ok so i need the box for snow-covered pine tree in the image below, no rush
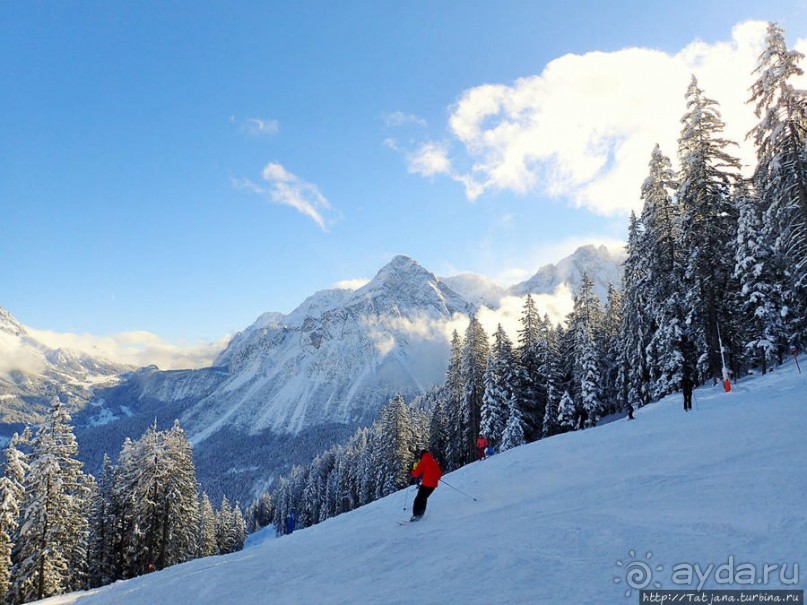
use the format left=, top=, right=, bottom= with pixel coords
left=578, top=326, right=602, bottom=428
left=460, top=315, right=489, bottom=464
left=748, top=22, right=807, bottom=347
left=480, top=325, right=514, bottom=447
left=427, top=396, right=450, bottom=463
left=198, top=493, right=218, bottom=557
left=159, top=421, right=200, bottom=568
left=443, top=330, right=465, bottom=471
left=500, top=395, right=526, bottom=452
left=231, top=503, right=247, bottom=551
left=516, top=294, right=546, bottom=441
left=88, top=454, right=115, bottom=588
left=374, top=394, right=415, bottom=498
left=600, top=284, right=624, bottom=415
left=245, top=492, right=273, bottom=534
left=677, top=75, right=742, bottom=383
left=620, top=212, right=652, bottom=408
left=638, top=144, right=689, bottom=399
left=567, top=274, right=604, bottom=427
left=0, top=432, right=28, bottom=602
left=108, top=420, right=201, bottom=578
left=541, top=318, right=563, bottom=438
left=734, top=181, right=784, bottom=373
left=10, top=399, right=90, bottom=604
left=341, top=427, right=368, bottom=512
left=216, top=496, right=235, bottom=554
left=304, top=448, right=338, bottom=523
left=557, top=391, right=577, bottom=432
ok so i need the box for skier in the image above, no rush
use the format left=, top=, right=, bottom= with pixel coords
left=682, top=376, right=693, bottom=411
left=476, top=434, right=489, bottom=460
left=626, top=403, right=635, bottom=420
left=410, top=449, right=442, bottom=521
left=286, top=510, right=297, bottom=535
left=485, top=444, right=495, bottom=457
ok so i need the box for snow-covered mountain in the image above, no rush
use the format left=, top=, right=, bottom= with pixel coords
left=182, top=255, right=471, bottom=440
left=2, top=245, right=625, bottom=502
left=438, top=273, right=506, bottom=308
left=39, top=362, right=806, bottom=605
left=510, top=243, right=625, bottom=301
left=0, top=307, right=130, bottom=430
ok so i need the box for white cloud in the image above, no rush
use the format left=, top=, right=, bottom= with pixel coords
left=0, top=332, right=46, bottom=375
left=333, top=278, right=370, bottom=291
left=361, top=285, right=575, bottom=357
left=235, top=162, right=334, bottom=231
left=383, top=111, right=428, bottom=128
left=407, top=142, right=453, bottom=177
left=27, top=328, right=229, bottom=371
left=232, top=115, right=280, bottom=137
left=407, top=21, right=807, bottom=215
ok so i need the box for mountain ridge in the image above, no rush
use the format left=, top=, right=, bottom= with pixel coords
left=1, top=244, right=626, bottom=501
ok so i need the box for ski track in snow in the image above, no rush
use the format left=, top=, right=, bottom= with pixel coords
left=36, top=363, right=806, bottom=605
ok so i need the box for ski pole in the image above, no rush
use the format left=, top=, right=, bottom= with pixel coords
left=401, top=485, right=411, bottom=511
left=439, top=478, right=478, bottom=502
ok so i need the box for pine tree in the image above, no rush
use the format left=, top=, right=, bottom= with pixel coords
left=427, top=397, right=449, bottom=463
left=374, top=395, right=415, bottom=498
left=541, top=319, right=563, bottom=438
left=516, top=294, right=546, bottom=441
left=734, top=181, right=784, bottom=373
left=159, top=421, right=200, bottom=568
left=568, top=274, right=603, bottom=427
left=621, top=212, right=652, bottom=407
left=109, top=420, right=200, bottom=578
left=460, top=315, right=489, bottom=464
left=443, top=330, right=465, bottom=471
left=216, top=497, right=235, bottom=554
left=557, top=391, right=577, bottom=432
left=638, top=144, right=688, bottom=399
left=88, top=454, right=115, bottom=588
left=600, top=284, right=624, bottom=415
left=748, top=22, right=807, bottom=347
left=480, top=326, right=514, bottom=447
left=677, top=75, right=742, bottom=383
left=500, top=396, right=525, bottom=452
left=198, top=493, right=218, bottom=557
left=0, top=433, right=28, bottom=602
left=11, top=399, right=90, bottom=603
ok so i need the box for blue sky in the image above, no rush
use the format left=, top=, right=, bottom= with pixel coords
left=2, top=1, right=806, bottom=367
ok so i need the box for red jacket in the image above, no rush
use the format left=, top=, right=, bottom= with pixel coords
left=411, top=452, right=442, bottom=488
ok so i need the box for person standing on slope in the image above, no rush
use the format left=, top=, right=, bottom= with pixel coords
left=410, top=449, right=442, bottom=521
left=476, top=434, right=489, bottom=460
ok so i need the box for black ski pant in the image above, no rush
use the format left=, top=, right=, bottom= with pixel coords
left=412, top=486, right=435, bottom=517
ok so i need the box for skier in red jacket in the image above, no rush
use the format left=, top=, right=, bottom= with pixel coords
left=410, top=449, right=442, bottom=521
left=476, top=434, right=489, bottom=460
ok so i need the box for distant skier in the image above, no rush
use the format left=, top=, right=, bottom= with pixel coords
left=476, top=434, right=489, bottom=460
left=410, top=449, right=442, bottom=521
left=682, top=371, right=694, bottom=412
left=484, top=444, right=495, bottom=457
left=286, top=510, right=297, bottom=535
left=626, top=403, right=635, bottom=420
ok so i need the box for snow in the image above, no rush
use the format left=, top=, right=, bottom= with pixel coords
left=34, top=361, right=806, bottom=604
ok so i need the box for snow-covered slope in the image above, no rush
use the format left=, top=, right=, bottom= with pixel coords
left=41, top=362, right=806, bottom=605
